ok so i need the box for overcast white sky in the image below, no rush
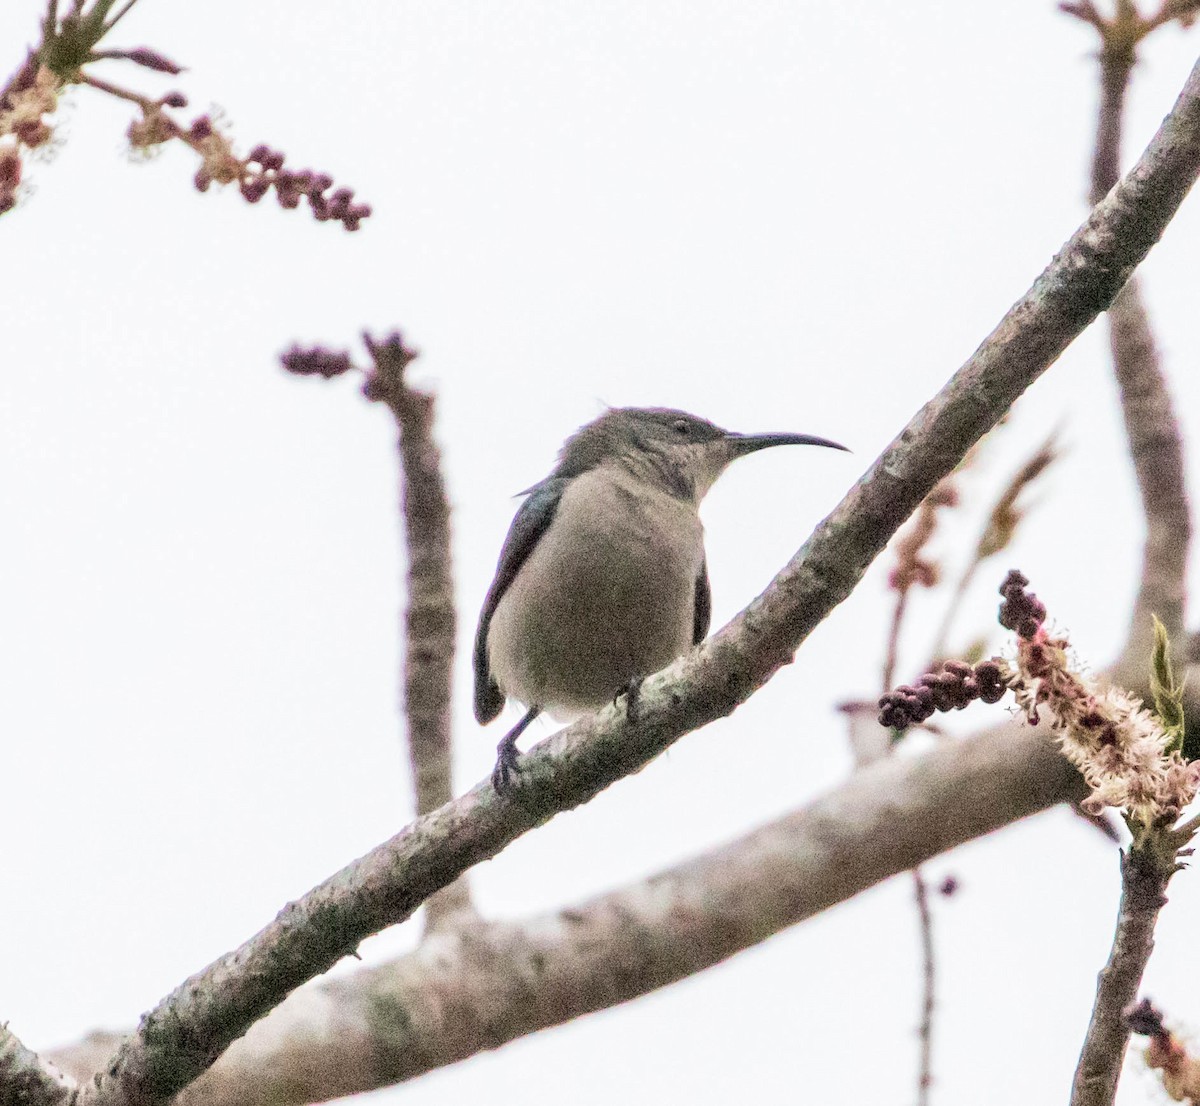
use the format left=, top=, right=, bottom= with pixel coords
left=1, top=2, right=1199, bottom=1104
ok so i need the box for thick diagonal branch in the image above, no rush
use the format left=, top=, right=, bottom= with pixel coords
left=363, top=334, right=470, bottom=929
left=47, top=721, right=1081, bottom=1106
left=72, top=57, right=1200, bottom=1106
left=0, top=1024, right=74, bottom=1106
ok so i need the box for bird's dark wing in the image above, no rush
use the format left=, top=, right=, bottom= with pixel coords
left=473, top=477, right=568, bottom=724
left=692, top=558, right=712, bottom=646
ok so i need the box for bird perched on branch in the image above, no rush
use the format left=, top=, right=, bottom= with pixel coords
left=474, top=406, right=847, bottom=790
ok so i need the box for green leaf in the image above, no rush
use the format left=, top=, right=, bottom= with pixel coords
left=1149, top=614, right=1187, bottom=755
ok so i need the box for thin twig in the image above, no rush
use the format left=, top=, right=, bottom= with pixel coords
left=882, top=588, right=910, bottom=693
left=1069, top=837, right=1181, bottom=1105
left=361, top=333, right=471, bottom=930
left=986, top=571, right=1197, bottom=1106
left=881, top=576, right=940, bottom=1104
left=891, top=660, right=939, bottom=1106
left=928, top=567, right=975, bottom=668
left=103, top=0, right=142, bottom=31
left=69, top=57, right=1200, bottom=1106
left=79, top=70, right=151, bottom=107
left=912, top=867, right=935, bottom=1105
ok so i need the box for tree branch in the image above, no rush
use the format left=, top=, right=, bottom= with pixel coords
left=1086, top=11, right=1136, bottom=209
left=1108, top=277, right=1190, bottom=672
left=362, top=334, right=472, bottom=930
left=48, top=721, right=1082, bottom=1106
left=1070, top=831, right=1185, bottom=1105
left=69, top=54, right=1200, bottom=1106
left=1070, top=0, right=1193, bottom=672
left=0, top=1024, right=74, bottom=1106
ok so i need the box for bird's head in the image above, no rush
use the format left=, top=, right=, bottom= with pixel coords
left=554, top=407, right=848, bottom=502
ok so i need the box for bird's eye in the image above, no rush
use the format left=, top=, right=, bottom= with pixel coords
left=672, top=419, right=690, bottom=436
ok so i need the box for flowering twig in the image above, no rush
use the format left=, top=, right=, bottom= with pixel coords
left=999, top=571, right=1198, bottom=822
left=0, top=0, right=372, bottom=228
left=884, top=567, right=1198, bottom=1105
left=983, top=571, right=1198, bottom=1106
left=0, top=53, right=58, bottom=213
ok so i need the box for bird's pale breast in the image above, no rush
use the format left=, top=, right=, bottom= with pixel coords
left=486, top=467, right=704, bottom=718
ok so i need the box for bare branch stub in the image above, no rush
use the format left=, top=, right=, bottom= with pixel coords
left=361, top=332, right=470, bottom=928
left=281, top=332, right=470, bottom=928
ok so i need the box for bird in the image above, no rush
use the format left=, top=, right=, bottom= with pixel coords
left=474, top=406, right=848, bottom=790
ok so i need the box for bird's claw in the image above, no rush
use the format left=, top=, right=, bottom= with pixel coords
left=615, top=677, right=644, bottom=722
left=492, top=733, right=523, bottom=792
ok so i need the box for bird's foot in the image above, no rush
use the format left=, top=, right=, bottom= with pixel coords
left=492, top=732, right=523, bottom=792
left=615, top=677, right=644, bottom=723
left=490, top=706, right=541, bottom=793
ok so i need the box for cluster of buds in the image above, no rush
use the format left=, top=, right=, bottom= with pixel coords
left=240, top=144, right=372, bottom=230
left=878, top=659, right=1007, bottom=730
left=999, top=571, right=1200, bottom=823
left=0, top=57, right=61, bottom=214
left=1, top=6, right=377, bottom=229
left=2, top=20, right=375, bottom=230
left=998, top=569, right=1047, bottom=638
left=280, top=333, right=420, bottom=408
left=280, top=344, right=355, bottom=379
left=878, top=566, right=1200, bottom=825
left=128, top=104, right=372, bottom=231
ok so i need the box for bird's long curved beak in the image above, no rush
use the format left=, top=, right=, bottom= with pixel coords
left=726, top=431, right=850, bottom=456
